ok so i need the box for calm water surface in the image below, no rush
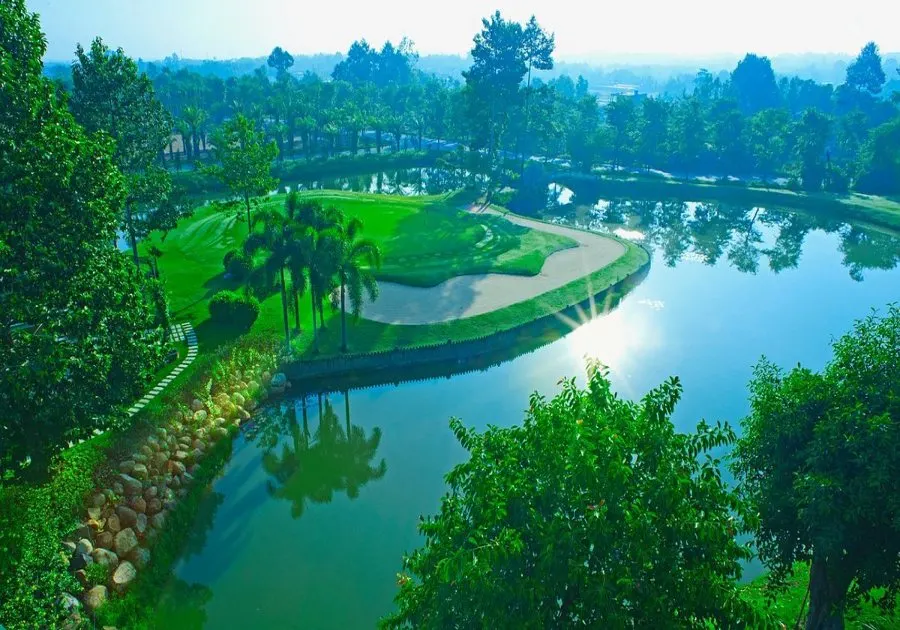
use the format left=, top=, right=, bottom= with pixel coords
left=158, top=198, right=899, bottom=629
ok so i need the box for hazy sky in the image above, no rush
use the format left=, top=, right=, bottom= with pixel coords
left=28, top=0, right=900, bottom=62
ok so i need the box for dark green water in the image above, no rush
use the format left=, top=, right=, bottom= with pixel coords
left=157, top=200, right=899, bottom=629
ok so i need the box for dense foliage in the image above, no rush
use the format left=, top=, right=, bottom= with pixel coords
left=734, top=306, right=900, bottom=629
left=385, top=361, right=762, bottom=628
left=0, top=0, right=164, bottom=478
left=208, top=290, right=261, bottom=330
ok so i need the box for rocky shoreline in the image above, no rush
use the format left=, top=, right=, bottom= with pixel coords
left=58, top=366, right=289, bottom=626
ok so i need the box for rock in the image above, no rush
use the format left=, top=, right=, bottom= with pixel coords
left=150, top=511, right=166, bottom=530
left=96, top=530, right=114, bottom=550
left=129, top=546, right=151, bottom=569
left=211, top=427, right=229, bottom=440
left=247, top=380, right=260, bottom=392
left=271, top=373, right=286, bottom=388
left=231, top=392, right=246, bottom=407
left=146, top=436, right=160, bottom=451
left=134, top=513, right=148, bottom=537
left=245, top=399, right=257, bottom=412
left=164, top=499, right=178, bottom=512
left=157, top=427, right=168, bottom=440
left=190, top=448, right=203, bottom=464
left=111, top=561, right=137, bottom=594
left=131, top=496, right=147, bottom=514
left=237, top=407, right=251, bottom=421
left=191, top=399, right=205, bottom=412
left=192, top=439, right=206, bottom=452
left=173, top=450, right=189, bottom=462
left=262, top=370, right=272, bottom=384
left=116, top=505, right=138, bottom=529
left=119, top=474, right=143, bottom=496
left=182, top=471, right=194, bottom=484
left=87, top=518, right=105, bottom=531
left=151, top=451, right=168, bottom=469
left=91, top=548, right=119, bottom=569
left=119, top=460, right=135, bottom=475
left=132, top=464, right=148, bottom=480
left=113, top=528, right=138, bottom=558
left=69, top=551, right=91, bottom=571
left=169, top=460, right=186, bottom=477
left=76, top=538, right=93, bottom=556
left=90, top=493, right=107, bottom=508
left=62, top=540, right=77, bottom=554
left=112, top=482, right=124, bottom=496
left=176, top=488, right=188, bottom=498
left=74, top=523, right=92, bottom=540
left=60, top=592, right=81, bottom=613
left=87, top=507, right=102, bottom=521
left=132, top=453, right=148, bottom=465
left=144, top=486, right=159, bottom=500
left=106, top=514, right=121, bottom=534
left=140, top=444, right=153, bottom=458
left=193, top=409, right=208, bottom=424
left=75, top=569, right=89, bottom=587
left=170, top=475, right=182, bottom=488
left=146, top=498, right=162, bottom=515
left=85, top=585, right=107, bottom=611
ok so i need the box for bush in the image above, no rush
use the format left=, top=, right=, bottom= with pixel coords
left=223, top=250, right=252, bottom=281
left=208, top=290, right=259, bottom=330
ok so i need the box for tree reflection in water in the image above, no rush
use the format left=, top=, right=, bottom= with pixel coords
left=252, top=391, right=387, bottom=519
left=551, top=193, right=900, bottom=281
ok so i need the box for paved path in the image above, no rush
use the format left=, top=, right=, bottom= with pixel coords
left=126, top=322, right=198, bottom=416
left=361, top=208, right=627, bottom=325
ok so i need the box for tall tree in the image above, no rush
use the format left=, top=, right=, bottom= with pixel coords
left=636, top=97, right=670, bottom=171
left=207, top=114, right=278, bottom=232
left=734, top=306, right=900, bottom=630
left=844, top=42, right=886, bottom=95
left=336, top=217, right=381, bottom=352
left=730, top=53, right=781, bottom=114
left=70, top=37, right=173, bottom=268
left=385, top=361, right=759, bottom=628
left=519, top=16, right=555, bottom=166
left=605, top=96, right=636, bottom=170
left=1, top=0, right=164, bottom=478
left=793, top=108, right=832, bottom=191
left=267, top=46, right=295, bottom=79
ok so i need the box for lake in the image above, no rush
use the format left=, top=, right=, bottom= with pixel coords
left=156, top=196, right=900, bottom=629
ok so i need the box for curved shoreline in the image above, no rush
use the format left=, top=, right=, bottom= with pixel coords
left=361, top=207, right=628, bottom=325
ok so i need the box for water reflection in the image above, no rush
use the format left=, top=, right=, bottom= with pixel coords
left=247, top=392, right=387, bottom=520
left=281, top=167, right=469, bottom=197
left=544, top=194, right=900, bottom=280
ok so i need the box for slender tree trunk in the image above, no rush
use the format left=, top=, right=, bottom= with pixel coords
left=245, top=194, right=252, bottom=233
left=126, top=201, right=140, bottom=270
left=340, top=276, right=347, bottom=352
left=279, top=267, right=290, bottom=352
left=293, top=286, right=300, bottom=330
left=310, top=287, right=319, bottom=353
left=806, top=555, right=850, bottom=630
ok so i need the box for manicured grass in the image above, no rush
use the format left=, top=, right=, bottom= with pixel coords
left=743, top=563, right=899, bottom=629
left=141, top=190, right=575, bottom=351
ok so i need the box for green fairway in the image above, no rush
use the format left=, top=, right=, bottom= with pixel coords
left=142, top=191, right=577, bottom=351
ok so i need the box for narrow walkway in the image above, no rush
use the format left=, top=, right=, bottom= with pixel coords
left=126, top=322, right=198, bottom=416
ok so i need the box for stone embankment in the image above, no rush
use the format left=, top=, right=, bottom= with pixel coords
left=58, top=368, right=291, bottom=624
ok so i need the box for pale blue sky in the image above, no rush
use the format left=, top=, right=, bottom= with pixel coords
left=28, top=0, right=900, bottom=62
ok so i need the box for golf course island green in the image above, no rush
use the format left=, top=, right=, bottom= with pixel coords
left=143, top=190, right=649, bottom=357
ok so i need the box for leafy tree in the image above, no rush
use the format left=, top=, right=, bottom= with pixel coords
left=0, top=0, right=164, bottom=477
left=793, top=109, right=832, bottom=191
left=855, top=118, right=900, bottom=194
left=295, top=201, right=342, bottom=351
left=669, top=97, right=707, bottom=178
left=70, top=37, right=174, bottom=268
left=747, top=108, right=790, bottom=182
left=605, top=95, right=636, bottom=170
left=336, top=217, right=381, bottom=352
left=733, top=306, right=900, bottom=630
left=519, top=16, right=555, bottom=164
left=844, top=42, right=887, bottom=95
left=385, top=361, right=759, bottom=628
left=267, top=45, right=295, bottom=79
left=636, top=97, right=670, bottom=171
left=730, top=53, right=781, bottom=114
left=207, top=113, right=278, bottom=232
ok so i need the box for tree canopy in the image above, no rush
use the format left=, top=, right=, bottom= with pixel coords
left=730, top=53, right=781, bottom=114
left=844, top=42, right=887, bottom=95
left=0, top=0, right=164, bottom=478
left=385, top=361, right=760, bottom=628
left=733, top=306, right=900, bottom=630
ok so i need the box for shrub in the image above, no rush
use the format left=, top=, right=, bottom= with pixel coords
left=223, top=250, right=252, bottom=281
left=208, top=290, right=260, bottom=330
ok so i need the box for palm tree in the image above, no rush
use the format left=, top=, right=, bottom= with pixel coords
left=295, top=201, right=342, bottom=352
left=244, top=202, right=304, bottom=351
left=336, top=217, right=381, bottom=352
left=181, top=105, right=208, bottom=162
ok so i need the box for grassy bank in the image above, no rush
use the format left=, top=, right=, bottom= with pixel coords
left=742, top=563, right=899, bottom=629
left=141, top=190, right=576, bottom=352
left=556, top=173, right=900, bottom=234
